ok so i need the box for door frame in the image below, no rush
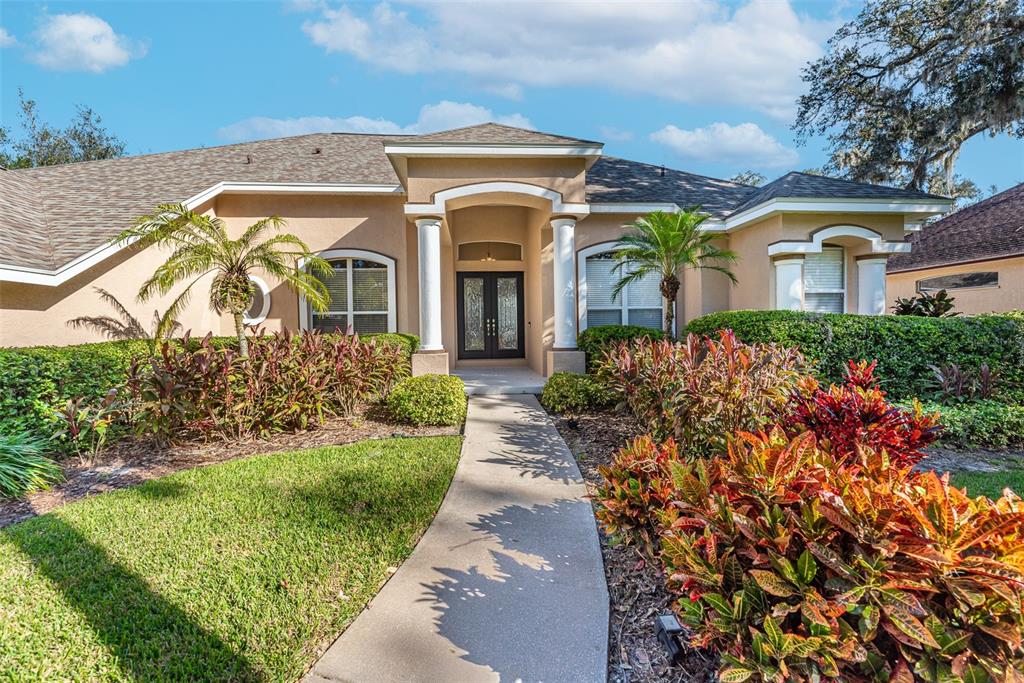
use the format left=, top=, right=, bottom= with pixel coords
left=456, top=271, right=526, bottom=360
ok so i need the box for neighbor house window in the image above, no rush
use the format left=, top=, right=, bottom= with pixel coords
left=584, top=252, right=663, bottom=329
left=803, top=246, right=845, bottom=313
left=243, top=275, right=271, bottom=325
left=917, top=271, right=998, bottom=292
left=308, top=257, right=392, bottom=334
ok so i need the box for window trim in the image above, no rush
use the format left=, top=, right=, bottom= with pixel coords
left=916, top=271, right=999, bottom=293
left=298, top=249, right=397, bottom=333
left=456, top=240, right=524, bottom=262
left=242, top=275, right=271, bottom=325
left=802, top=245, right=846, bottom=313
left=577, top=242, right=670, bottom=334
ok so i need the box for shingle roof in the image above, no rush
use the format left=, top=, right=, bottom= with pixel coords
left=728, top=171, right=948, bottom=216
left=391, top=123, right=600, bottom=145
left=586, top=157, right=757, bottom=218
left=887, top=183, right=1024, bottom=273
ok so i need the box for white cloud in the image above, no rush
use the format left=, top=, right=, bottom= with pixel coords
left=0, top=27, right=16, bottom=48
left=480, top=83, right=524, bottom=101
left=300, top=1, right=830, bottom=118
left=599, top=126, right=634, bottom=142
left=217, top=100, right=533, bottom=142
left=651, top=122, right=799, bottom=168
left=29, top=13, right=146, bottom=73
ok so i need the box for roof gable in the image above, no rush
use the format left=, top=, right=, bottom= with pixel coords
left=391, top=123, right=600, bottom=146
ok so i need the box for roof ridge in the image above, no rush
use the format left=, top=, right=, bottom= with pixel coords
left=600, top=155, right=750, bottom=189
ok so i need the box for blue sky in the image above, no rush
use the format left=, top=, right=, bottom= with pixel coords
left=1, top=0, right=1021, bottom=191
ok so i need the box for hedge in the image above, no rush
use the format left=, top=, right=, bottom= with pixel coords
left=918, top=400, right=1024, bottom=450
left=0, top=331, right=420, bottom=441
left=685, top=310, right=1024, bottom=402
left=577, top=325, right=666, bottom=370
left=387, top=374, right=467, bottom=426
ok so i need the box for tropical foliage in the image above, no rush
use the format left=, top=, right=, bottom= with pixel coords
left=610, top=210, right=738, bottom=335
left=892, top=289, right=959, bottom=317
left=0, top=431, right=62, bottom=499
left=67, top=287, right=181, bottom=346
left=113, top=204, right=332, bottom=355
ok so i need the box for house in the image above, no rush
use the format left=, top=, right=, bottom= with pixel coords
left=0, top=123, right=951, bottom=375
left=888, top=182, right=1024, bottom=313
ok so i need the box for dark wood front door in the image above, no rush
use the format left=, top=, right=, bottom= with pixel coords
left=456, top=272, right=525, bottom=359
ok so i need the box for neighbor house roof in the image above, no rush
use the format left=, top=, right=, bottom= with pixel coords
left=888, top=182, right=1024, bottom=273
left=728, top=172, right=948, bottom=216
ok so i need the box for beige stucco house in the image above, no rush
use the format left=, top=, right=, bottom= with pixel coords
left=0, top=123, right=952, bottom=375
left=888, top=182, right=1024, bottom=314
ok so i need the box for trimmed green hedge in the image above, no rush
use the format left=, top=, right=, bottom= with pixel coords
left=577, top=325, right=667, bottom=370
left=686, top=310, right=1024, bottom=401
left=540, top=372, right=613, bottom=414
left=387, top=375, right=466, bottom=426
left=919, top=400, right=1024, bottom=450
left=0, top=332, right=420, bottom=441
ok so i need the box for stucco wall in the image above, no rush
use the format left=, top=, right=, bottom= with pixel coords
left=405, top=157, right=587, bottom=204
left=888, top=256, right=1024, bottom=314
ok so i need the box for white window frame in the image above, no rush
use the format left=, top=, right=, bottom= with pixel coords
left=298, top=249, right=397, bottom=333
left=243, top=275, right=271, bottom=325
left=802, top=245, right=846, bottom=313
left=577, top=242, right=671, bottom=334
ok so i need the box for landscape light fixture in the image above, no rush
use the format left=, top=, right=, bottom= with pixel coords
left=655, top=613, right=687, bottom=665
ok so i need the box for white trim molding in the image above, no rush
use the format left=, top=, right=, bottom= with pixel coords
left=767, top=225, right=911, bottom=257
left=384, top=144, right=603, bottom=158
left=297, top=248, right=398, bottom=334
left=725, top=197, right=952, bottom=231
left=404, top=181, right=590, bottom=216
left=0, top=181, right=405, bottom=286
left=243, top=275, right=271, bottom=325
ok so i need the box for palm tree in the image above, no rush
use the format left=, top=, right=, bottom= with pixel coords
left=67, top=287, right=182, bottom=348
left=611, top=209, right=738, bottom=336
left=113, top=203, right=332, bottom=356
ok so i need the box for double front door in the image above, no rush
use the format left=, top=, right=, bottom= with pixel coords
left=456, top=272, right=525, bottom=359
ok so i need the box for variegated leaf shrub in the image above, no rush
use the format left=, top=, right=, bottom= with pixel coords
left=782, top=360, right=941, bottom=467
left=662, top=428, right=1024, bottom=682
left=595, top=331, right=807, bottom=455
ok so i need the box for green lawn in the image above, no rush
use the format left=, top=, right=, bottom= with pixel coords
left=0, top=436, right=462, bottom=682
left=950, top=469, right=1024, bottom=500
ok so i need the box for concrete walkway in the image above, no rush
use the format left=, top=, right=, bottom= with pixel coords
left=454, top=366, right=546, bottom=395
left=305, top=394, right=609, bottom=683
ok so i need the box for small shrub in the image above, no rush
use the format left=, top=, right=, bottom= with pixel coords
left=596, top=330, right=806, bottom=455
left=577, top=324, right=666, bottom=370
left=782, top=360, right=941, bottom=467
left=892, top=288, right=959, bottom=316
left=594, top=435, right=680, bottom=553
left=928, top=362, right=999, bottom=403
left=387, top=375, right=467, bottom=426
left=540, top=372, right=612, bottom=413
left=52, top=389, right=122, bottom=464
left=685, top=310, right=1024, bottom=402
left=920, top=399, right=1024, bottom=449
left=0, top=431, right=62, bottom=498
left=661, top=428, right=1024, bottom=682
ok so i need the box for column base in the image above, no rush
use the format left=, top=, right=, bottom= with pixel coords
left=411, top=350, right=449, bottom=376
left=546, top=349, right=586, bottom=376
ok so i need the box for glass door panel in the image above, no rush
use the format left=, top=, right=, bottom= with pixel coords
left=495, top=276, right=519, bottom=351
left=457, top=272, right=524, bottom=360
left=462, top=276, right=487, bottom=353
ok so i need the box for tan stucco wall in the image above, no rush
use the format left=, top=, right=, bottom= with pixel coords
left=405, top=157, right=587, bottom=204
left=888, top=256, right=1024, bottom=314
left=728, top=216, right=782, bottom=310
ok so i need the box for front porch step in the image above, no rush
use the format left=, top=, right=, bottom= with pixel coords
left=453, top=366, right=546, bottom=395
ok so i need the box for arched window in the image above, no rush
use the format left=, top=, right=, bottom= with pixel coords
left=242, top=275, right=271, bottom=325
left=300, top=250, right=397, bottom=334
left=579, top=246, right=663, bottom=331
left=803, top=245, right=845, bottom=313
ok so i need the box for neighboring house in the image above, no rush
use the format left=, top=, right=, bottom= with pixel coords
left=888, top=182, right=1024, bottom=314
left=0, top=123, right=951, bottom=375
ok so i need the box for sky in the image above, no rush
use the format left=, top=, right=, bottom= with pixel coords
left=1, top=0, right=1021, bottom=191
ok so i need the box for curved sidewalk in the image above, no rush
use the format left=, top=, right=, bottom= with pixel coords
left=305, top=394, right=609, bottom=683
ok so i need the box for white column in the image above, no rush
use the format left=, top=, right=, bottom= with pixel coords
left=774, top=257, right=804, bottom=311
left=416, top=217, right=444, bottom=351
left=857, top=257, right=888, bottom=315
left=551, top=217, right=578, bottom=349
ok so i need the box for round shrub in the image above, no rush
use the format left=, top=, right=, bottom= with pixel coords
left=540, top=372, right=612, bottom=414
left=577, top=324, right=666, bottom=370
left=386, top=375, right=466, bottom=426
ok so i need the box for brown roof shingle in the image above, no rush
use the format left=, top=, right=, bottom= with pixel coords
left=391, top=123, right=600, bottom=145
left=888, top=183, right=1024, bottom=273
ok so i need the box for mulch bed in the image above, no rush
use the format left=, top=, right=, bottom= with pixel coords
left=0, top=405, right=460, bottom=529
left=552, top=409, right=718, bottom=683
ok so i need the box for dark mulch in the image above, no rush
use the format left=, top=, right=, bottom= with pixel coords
left=553, top=409, right=718, bottom=683
left=0, top=404, right=460, bottom=529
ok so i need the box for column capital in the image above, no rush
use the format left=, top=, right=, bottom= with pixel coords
left=413, top=216, right=443, bottom=229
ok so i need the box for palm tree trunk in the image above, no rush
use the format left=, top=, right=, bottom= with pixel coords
left=662, top=277, right=680, bottom=338
left=233, top=312, right=249, bottom=357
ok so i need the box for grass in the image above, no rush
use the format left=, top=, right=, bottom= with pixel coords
left=0, top=435, right=462, bottom=682
left=950, top=469, right=1024, bottom=500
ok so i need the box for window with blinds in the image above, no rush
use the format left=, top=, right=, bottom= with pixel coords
left=310, top=259, right=390, bottom=334
left=803, top=246, right=845, bottom=313
left=585, top=252, right=663, bottom=330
